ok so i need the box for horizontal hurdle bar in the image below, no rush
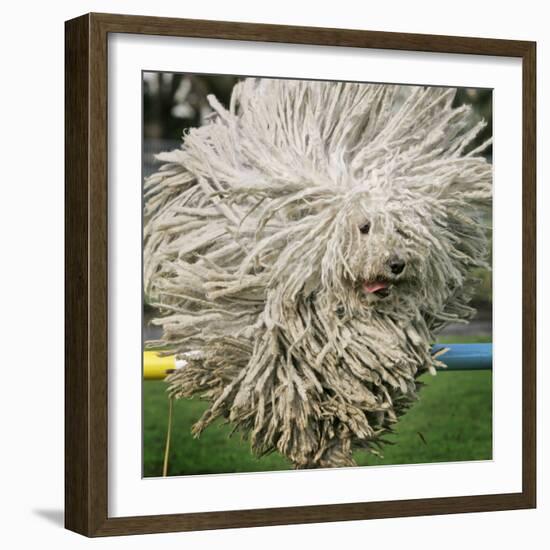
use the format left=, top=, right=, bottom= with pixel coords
left=431, top=343, right=492, bottom=371
left=143, top=343, right=492, bottom=381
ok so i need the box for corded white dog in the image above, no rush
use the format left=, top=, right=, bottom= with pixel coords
left=144, top=79, right=491, bottom=468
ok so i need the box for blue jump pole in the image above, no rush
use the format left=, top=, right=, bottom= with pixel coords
left=431, top=343, right=492, bottom=371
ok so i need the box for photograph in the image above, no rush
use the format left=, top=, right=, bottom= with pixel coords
left=61, top=9, right=537, bottom=537
left=142, top=72, right=493, bottom=478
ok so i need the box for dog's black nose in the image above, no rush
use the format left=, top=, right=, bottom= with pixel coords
left=389, top=258, right=405, bottom=275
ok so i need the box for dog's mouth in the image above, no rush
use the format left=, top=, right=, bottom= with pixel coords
left=362, top=279, right=391, bottom=298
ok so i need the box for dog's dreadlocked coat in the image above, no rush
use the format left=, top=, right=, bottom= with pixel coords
left=144, top=79, right=492, bottom=469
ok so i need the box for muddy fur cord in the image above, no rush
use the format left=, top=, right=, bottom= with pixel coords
left=144, top=79, right=492, bottom=468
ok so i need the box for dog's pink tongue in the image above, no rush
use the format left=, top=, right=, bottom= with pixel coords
left=363, top=281, right=388, bottom=294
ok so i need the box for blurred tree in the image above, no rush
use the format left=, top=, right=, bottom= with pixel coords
left=143, top=72, right=239, bottom=139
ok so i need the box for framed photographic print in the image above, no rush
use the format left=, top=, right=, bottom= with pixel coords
left=65, top=12, right=536, bottom=537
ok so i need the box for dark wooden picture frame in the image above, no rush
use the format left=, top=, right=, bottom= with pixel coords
left=65, top=12, right=536, bottom=537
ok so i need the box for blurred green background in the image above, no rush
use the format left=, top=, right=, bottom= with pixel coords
left=142, top=73, right=493, bottom=478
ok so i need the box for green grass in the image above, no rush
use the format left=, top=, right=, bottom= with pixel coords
left=143, top=334, right=492, bottom=477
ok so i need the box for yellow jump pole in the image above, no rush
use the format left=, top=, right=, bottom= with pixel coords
left=143, top=351, right=177, bottom=380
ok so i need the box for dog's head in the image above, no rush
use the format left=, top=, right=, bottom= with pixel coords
left=238, top=160, right=490, bottom=332
left=342, top=188, right=429, bottom=303
left=317, top=168, right=490, bottom=324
